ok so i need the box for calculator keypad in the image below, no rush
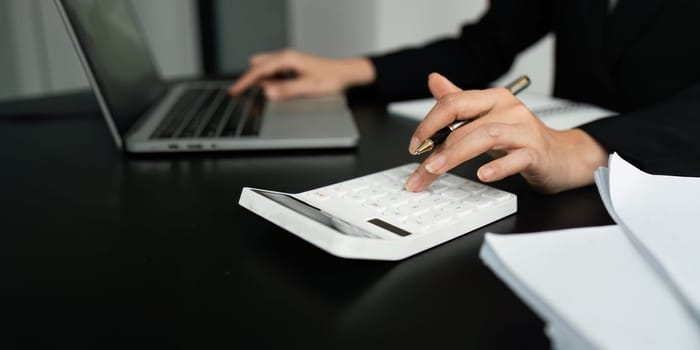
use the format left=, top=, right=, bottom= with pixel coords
left=307, top=164, right=513, bottom=235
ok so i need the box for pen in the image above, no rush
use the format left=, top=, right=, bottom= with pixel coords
left=412, top=75, right=531, bottom=155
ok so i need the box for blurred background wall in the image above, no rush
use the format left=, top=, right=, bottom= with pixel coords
left=0, top=0, right=553, bottom=102
left=0, top=0, right=200, bottom=101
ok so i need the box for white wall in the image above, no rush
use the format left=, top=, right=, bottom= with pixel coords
left=288, top=0, right=553, bottom=95
left=5, top=1, right=57, bottom=98
left=0, top=0, right=201, bottom=102
left=288, top=0, right=378, bottom=58
left=374, top=0, right=485, bottom=52
left=132, top=0, right=201, bottom=80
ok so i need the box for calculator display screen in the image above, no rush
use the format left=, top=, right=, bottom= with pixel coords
left=253, top=189, right=334, bottom=228
left=253, top=189, right=411, bottom=238
left=367, top=218, right=412, bottom=237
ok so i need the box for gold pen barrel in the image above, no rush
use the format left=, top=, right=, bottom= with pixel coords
left=412, top=75, right=531, bottom=156
left=505, top=75, right=531, bottom=95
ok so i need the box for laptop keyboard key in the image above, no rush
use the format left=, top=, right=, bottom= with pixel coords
left=219, top=98, right=245, bottom=136
left=240, top=90, right=265, bottom=136
left=179, top=89, right=222, bottom=138
left=152, top=88, right=205, bottom=139
left=202, top=97, right=237, bottom=137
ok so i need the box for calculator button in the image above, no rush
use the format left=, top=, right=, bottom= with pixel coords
left=439, top=174, right=465, bottom=186
left=427, top=182, right=449, bottom=193
left=356, top=188, right=388, bottom=200
left=421, top=211, right=453, bottom=225
left=440, top=202, right=475, bottom=216
left=395, top=203, right=430, bottom=217
left=343, top=193, right=368, bottom=204
left=441, top=189, right=470, bottom=201
left=382, top=210, right=409, bottom=223
left=460, top=182, right=488, bottom=194
left=482, top=188, right=511, bottom=201
left=375, top=179, right=405, bottom=193
left=375, top=194, right=409, bottom=209
left=417, top=196, right=452, bottom=209
left=397, top=190, right=430, bottom=202
left=403, top=217, right=432, bottom=233
left=362, top=201, right=387, bottom=213
left=461, top=194, right=493, bottom=208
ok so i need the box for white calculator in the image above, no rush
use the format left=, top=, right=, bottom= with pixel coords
left=239, top=163, right=516, bottom=260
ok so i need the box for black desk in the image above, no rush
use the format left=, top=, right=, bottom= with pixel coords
left=0, top=92, right=612, bottom=349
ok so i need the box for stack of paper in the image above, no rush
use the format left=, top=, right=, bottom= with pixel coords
left=596, top=154, right=700, bottom=321
left=388, top=92, right=616, bottom=130
left=480, top=154, right=700, bottom=349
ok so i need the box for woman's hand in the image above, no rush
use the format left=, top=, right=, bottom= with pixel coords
left=405, top=73, right=609, bottom=194
left=228, top=49, right=375, bottom=100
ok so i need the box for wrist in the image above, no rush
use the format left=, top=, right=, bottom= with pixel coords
left=562, top=129, right=609, bottom=187
left=338, top=57, right=376, bottom=88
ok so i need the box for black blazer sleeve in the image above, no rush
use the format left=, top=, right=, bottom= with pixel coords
left=579, top=84, right=700, bottom=176
left=365, top=0, right=552, bottom=102
left=565, top=0, right=700, bottom=177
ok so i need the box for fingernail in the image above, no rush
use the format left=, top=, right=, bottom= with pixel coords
left=409, top=137, right=420, bottom=154
left=478, top=166, right=494, bottom=181
left=405, top=172, right=421, bottom=192
left=425, top=155, right=445, bottom=174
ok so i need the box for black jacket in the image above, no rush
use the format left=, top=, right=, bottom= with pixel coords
left=367, top=0, right=700, bottom=176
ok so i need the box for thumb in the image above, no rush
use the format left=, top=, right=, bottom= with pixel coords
left=428, top=72, right=462, bottom=99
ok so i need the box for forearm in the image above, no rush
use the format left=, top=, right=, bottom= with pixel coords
left=367, top=0, right=552, bottom=102
left=337, top=57, right=376, bottom=87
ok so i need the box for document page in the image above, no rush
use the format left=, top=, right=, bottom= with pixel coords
left=596, top=153, right=700, bottom=321
left=480, top=226, right=700, bottom=350
left=388, top=92, right=616, bottom=130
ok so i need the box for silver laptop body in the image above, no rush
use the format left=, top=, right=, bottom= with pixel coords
left=55, top=0, right=358, bottom=153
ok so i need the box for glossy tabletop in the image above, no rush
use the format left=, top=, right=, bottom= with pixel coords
left=0, top=92, right=613, bottom=349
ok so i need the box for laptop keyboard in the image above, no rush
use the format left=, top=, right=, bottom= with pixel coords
left=151, top=85, right=264, bottom=139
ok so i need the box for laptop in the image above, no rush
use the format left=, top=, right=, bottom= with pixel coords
left=55, top=0, right=359, bottom=153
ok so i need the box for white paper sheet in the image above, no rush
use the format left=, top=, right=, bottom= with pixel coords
left=387, top=92, right=616, bottom=130
left=480, top=226, right=700, bottom=350
left=595, top=153, right=700, bottom=321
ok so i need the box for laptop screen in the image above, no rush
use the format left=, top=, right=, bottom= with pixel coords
left=59, top=0, right=166, bottom=135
